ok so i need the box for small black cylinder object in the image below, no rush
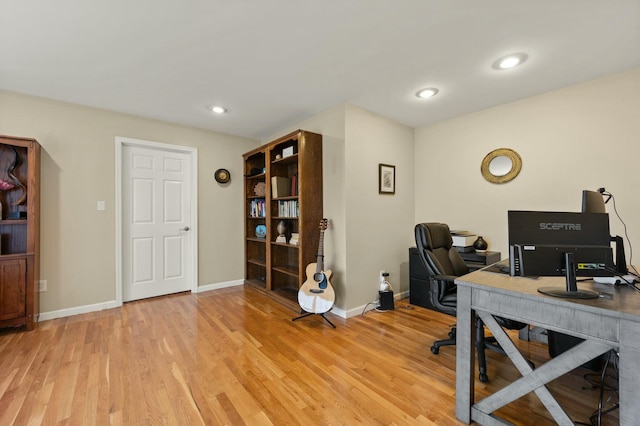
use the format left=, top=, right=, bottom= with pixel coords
left=378, top=290, right=395, bottom=310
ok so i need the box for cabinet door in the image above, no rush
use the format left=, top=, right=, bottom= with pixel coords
left=0, top=257, right=27, bottom=321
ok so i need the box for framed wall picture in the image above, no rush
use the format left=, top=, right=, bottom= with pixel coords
left=378, top=163, right=395, bottom=194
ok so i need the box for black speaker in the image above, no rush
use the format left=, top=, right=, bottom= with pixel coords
left=378, top=291, right=395, bottom=311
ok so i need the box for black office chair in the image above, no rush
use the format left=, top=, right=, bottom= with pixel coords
left=415, top=222, right=529, bottom=383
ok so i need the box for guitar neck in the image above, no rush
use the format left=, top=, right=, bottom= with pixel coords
left=315, top=230, right=325, bottom=273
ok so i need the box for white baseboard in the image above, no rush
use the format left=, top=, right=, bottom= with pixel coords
left=334, top=290, right=410, bottom=319
left=37, top=284, right=406, bottom=322
left=195, top=279, right=244, bottom=293
left=38, top=299, right=121, bottom=322
left=38, top=280, right=244, bottom=322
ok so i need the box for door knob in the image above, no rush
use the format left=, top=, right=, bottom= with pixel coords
left=179, top=226, right=190, bottom=232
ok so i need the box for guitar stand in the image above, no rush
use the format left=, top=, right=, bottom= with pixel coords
left=292, top=311, right=336, bottom=328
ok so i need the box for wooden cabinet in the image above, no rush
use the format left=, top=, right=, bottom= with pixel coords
left=0, top=135, right=40, bottom=330
left=243, top=130, right=322, bottom=309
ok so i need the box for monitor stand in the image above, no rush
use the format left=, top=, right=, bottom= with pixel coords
left=537, top=287, right=599, bottom=299
left=537, top=252, right=599, bottom=299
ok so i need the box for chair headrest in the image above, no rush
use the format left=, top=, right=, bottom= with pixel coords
left=415, top=222, right=453, bottom=251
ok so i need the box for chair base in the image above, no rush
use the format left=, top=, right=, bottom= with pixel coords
left=476, top=320, right=534, bottom=382
left=431, top=326, right=456, bottom=354
left=430, top=318, right=533, bottom=383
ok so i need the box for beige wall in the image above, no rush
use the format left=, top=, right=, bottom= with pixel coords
left=2, top=66, right=637, bottom=319
left=270, top=104, right=414, bottom=315
left=414, top=68, right=640, bottom=259
left=0, top=90, right=258, bottom=314
left=343, top=105, right=414, bottom=312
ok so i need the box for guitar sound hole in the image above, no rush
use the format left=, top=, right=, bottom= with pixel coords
left=314, top=272, right=328, bottom=290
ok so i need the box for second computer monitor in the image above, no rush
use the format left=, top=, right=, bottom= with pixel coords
left=582, top=190, right=606, bottom=214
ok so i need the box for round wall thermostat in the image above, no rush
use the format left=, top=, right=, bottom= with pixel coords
left=214, top=168, right=231, bottom=183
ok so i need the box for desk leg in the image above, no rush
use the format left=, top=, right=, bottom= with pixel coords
left=455, top=285, right=474, bottom=423
left=619, top=318, right=640, bottom=425
left=476, top=312, right=612, bottom=425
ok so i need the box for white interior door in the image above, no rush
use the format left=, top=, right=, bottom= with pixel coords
left=122, top=143, right=193, bottom=301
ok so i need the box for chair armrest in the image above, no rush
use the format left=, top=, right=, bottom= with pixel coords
left=433, top=274, right=458, bottom=284
left=429, top=274, right=457, bottom=315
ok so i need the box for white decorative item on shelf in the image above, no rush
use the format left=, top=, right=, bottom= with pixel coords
left=275, top=220, right=287, bottom=243
left=253, top=181, right=266, bottom=196
left=282, top=146, right=294, bottom=158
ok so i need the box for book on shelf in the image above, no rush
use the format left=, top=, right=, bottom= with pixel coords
left=271, top=176, right=290, bottom=198
left=289, top=232, right=299, bottom=245
left=291, top=173, right=298, bottom=196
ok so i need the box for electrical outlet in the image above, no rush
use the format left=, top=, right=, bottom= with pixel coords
left=378, top=270, right=386, bottom=294
left=38, top=280, right=47, bottom=292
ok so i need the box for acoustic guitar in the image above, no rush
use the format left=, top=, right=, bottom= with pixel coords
left=298, top=219, right=335, bottom=314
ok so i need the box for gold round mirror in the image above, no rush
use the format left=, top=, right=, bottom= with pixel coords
left=481, top=148, right=522, bottom=184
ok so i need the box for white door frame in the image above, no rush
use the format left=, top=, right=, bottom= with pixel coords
left=115, top=136, right=198, bottom=306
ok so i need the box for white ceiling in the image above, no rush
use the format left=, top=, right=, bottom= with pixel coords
left=1, top=1, right=639, bottom=140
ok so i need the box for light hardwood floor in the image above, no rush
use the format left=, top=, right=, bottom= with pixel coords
left=0, top=286, right=618, bottom=425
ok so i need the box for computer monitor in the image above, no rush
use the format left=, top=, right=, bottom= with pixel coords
left=581, top=189, right=628, bottom=274
left=508, top=210, right=614, bottom=299
left=582, top=189, right=606, bottom=213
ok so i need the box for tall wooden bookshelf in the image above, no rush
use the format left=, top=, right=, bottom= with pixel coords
left=0, top=135, right=40, bottom=330
left=243, top=130, right=322, bottom=309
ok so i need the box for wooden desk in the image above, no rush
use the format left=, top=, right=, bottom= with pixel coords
left=455, top=268, right=640, bottom=425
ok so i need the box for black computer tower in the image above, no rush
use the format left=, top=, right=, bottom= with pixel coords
left=548, top=330, right=603, bottom=371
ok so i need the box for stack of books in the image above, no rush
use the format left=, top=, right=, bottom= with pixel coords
left=277, top=200, right=299, bottom=217
left=450, top=230, right=476, bottom=252
left=249, top=199, right=266, bottom=218
left=289, top=233, right=299, bottom=245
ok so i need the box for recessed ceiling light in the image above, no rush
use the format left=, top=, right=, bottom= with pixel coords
left=209, top=105, right=227, bottom=114
left=416, top=87, right=439, bottom=99
left=492, top=53, right=528, bottom=70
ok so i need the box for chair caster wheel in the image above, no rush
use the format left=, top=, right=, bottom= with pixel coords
left=479, top=373, right=489, bottom=383
left=431, top=346, right=439, bottom=354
